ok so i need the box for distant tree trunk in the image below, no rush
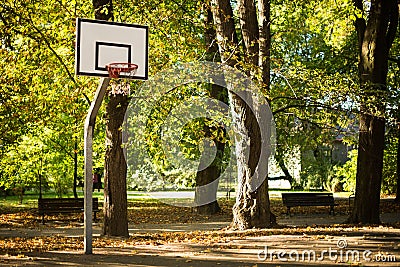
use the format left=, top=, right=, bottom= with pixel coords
left=73, top=140, right=78, bottom=198
left=194, top=128, right=224, bottom=214
left=274, top=149, right=294, bottom=185
left=211, top=0, right=275, bottom=229
left=348, top=0, right=399, bottom=224
left=194, top=6, right=228, bottom=215
left=396, top=125, right=400, bottom=202
left=92, top=0, right=129, bottom=237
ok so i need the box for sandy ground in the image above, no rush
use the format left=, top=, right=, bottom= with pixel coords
left=1, top=232, right=400, bottom=266
left=1, top=212, right=400, bottom=266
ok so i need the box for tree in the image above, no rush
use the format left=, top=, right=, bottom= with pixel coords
left=90, top=0, right=130, bottom=237
left=193, top=4, right=230, bottom=215
left=0, top=0, right=92, bottom=200
left=103, top=93, right=129, bottom=236
left=193, top=117, right=228, bottom=214
left=397, top=128, right=400, bottom=201
left=348, top=0, right=399, bottom=224
left=211, top=0, right=276, bottom=229
left=387, top=57, right=400, bottom=201
left=260, top=0, right=359, bottom=191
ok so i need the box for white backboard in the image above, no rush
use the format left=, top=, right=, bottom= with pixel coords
left=75, top=18, right=148, bottom=80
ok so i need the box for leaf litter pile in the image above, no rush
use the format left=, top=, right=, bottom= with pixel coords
left=0, top=197, right=399, bottom=256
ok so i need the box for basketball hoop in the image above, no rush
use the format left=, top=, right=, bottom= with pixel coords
left=106, top=63, right=138, bottom=96
left=106, top=63, right=138, bottom=78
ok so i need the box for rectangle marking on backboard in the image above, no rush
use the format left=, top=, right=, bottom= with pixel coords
left=95, top=42, right=132, bottom=71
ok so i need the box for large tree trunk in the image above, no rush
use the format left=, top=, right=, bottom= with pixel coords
left=237, top=0, right=259, bottom=74
left=348, top=0, right=399, bottom=224
left=92, top=0, right=129, bottom=237
left=351, top=114, right=385, bottom=223
left=211, top=0, right=275, bottom=229
left=193, top=86, right=227, bottom=215
left=229, top=92, right=275, bottom=229
left=211, top=0, right=239, bottom=67
left=102, top=94, right=129, bottom=237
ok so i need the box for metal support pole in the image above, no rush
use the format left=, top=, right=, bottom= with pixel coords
left=84, top=77, right=110, bottom=255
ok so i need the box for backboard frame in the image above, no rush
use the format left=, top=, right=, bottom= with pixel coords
left=75, top=18, right=148, bottom=80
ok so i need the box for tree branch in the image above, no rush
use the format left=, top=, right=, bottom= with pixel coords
left=272, top=102, right=351, bottom=116
left=211, top=0, right=241, bottom=67
left=47, top=137, right=74, bottom=160
left=26, top=15, right=91, bottom=106
left=237, top=0, right=259, bottom=67
left=258, top=0, right=271, bottom=92
left=28, top=18, right=77, bottom=87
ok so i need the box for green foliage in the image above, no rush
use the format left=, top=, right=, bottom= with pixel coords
left=382, top=134, right=398, bottom=195
left=0, top=135, right=44, bottom=193
left=269, top=0, right=360, bottom=186
left=126, top=82, right=232, bottom=191
left=0, top=0, right=95, bottom=198
left=300, top=149, right=336, bottom=190
left=333, top=150, right=357, bottom=193
left=0, top=0, right=399, bottom=197
left=316, top=143, right=398, bottom=195
left=0, top=128, right=82, bottom=198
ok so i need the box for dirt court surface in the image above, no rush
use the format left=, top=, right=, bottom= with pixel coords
left=1, top=229, right=400, bottom=267
left=0, top=198, right=399, bottom=266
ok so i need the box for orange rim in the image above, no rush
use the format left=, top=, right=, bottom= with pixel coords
left=106, top=63, right=138, bottom=78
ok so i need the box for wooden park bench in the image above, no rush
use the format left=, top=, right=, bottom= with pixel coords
left=38, top=197, right=99, bottom=224
left=281, top=192, right=337, bottom=216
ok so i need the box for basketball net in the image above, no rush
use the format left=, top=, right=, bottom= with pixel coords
left=106, top=63, right=138, bottom=96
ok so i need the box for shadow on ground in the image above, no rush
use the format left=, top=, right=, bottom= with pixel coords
left=0, top=198, right=399, bottom=266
